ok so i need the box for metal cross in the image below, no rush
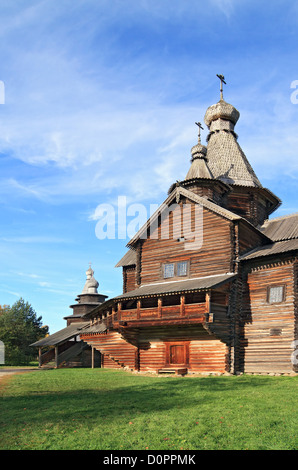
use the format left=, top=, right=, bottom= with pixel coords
left=195, top=122, right=204, bottom=143
left=216, top=74, right=226, bottom=100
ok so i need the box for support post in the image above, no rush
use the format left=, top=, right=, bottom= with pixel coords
left=55, top=345, right=58, bottom=369
left=117, top=302, right=122, bottom=322
left=91, top=345, right=95, bottom=369
left=38, top=347, right=42, bottom=368
left=137, top=300, right=141, bottom=320
left=180, top=295, right=185, bottom=316
left=205, top=290, right=213, bottom=322
left=158, top=298, right=162, bottom=318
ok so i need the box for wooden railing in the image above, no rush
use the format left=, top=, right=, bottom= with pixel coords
left=87, top=296, right=228, bottom=330
left=118, top=302, right=207, bottom=323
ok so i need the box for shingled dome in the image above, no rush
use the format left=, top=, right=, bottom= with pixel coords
left=204, top=98, right=262, bottom=188
left=185, top=141, right=213, bottom=180
left=204, top=99, right=240, bottom=128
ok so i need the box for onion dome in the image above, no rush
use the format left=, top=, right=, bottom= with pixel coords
left=82, top=264, right=99, bottom=294
left=185, top=140, right=213, bottom=180
left=204, top=99, right=240, bottom=133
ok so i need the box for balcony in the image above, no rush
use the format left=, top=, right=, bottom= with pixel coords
left=112, top=295, right=216, bottom=328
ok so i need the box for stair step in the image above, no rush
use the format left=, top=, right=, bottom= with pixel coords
left=158, top=368, right=188, bottom=376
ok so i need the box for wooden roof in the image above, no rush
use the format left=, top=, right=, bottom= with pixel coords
left=78, top=322, right=107, bottom=335
left=206, top=130, right=262, bottom=188
left=261, top=213, right=298, bottom=241
left=115, top=249, right=137, bottom=267
left=240, top=239, right=298, bottom=261
left=204, top=99, right=262, bottom=188
left=30, top=322, right=89, bottom=347
left=239, top=212, right=298, bottom=260
left=113, top=273, right=236, bottom=301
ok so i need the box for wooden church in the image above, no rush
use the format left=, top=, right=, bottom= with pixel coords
left=33, top=78, right=298, bottom=375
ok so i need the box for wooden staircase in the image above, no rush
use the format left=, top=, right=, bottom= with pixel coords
left=81, top=330, right=138, bottom=370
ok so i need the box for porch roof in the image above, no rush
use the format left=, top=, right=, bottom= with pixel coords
left=113, top=273, right=236, bottom=301
left=30, top=322, right=90, bottom=347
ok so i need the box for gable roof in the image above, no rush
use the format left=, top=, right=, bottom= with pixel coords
left=261, top=213, right=298, bottom=241
left=125, top=185, right=271, bottom=251
left=126, top=185, right=242, bottom=249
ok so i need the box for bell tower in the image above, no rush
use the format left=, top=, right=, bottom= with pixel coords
left=66, top=265, right=108, bottom=325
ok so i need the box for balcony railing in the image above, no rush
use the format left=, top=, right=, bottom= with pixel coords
left=117, top=302, right=207, bottom=324
left=87, top=291, right=228, bottom=330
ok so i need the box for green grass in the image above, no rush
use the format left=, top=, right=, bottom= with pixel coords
left=0, top=368, right=297, bottom=450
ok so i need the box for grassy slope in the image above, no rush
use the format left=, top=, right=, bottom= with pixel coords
left=0, top=368, right=297, bottom=450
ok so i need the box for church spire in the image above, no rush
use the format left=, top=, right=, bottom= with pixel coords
left=185, top=122, right=213, bottom=180
left=204, top=75, right=262, bottom=188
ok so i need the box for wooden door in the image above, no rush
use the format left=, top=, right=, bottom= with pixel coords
left=166, top=342, right=189, bottom=366
left=170, top=345, right=185, bottom=364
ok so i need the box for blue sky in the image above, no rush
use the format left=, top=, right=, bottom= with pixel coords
left=1, top=0, right=298, bottom=333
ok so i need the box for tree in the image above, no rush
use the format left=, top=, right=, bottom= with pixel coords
left=0, top=298, right=49, bottom=365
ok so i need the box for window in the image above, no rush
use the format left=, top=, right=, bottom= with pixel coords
left=163, top=261, right=189, bottom=279
left=177, top=261, right=188, bottom=276
left=267, top=285, right=285, bottom=304
left=164, top=263, right=174, bottom=278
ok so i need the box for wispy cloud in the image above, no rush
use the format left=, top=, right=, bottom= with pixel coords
left=15, top=272, right=40, bottom=279
left=1, top=236, right=70, bottom=243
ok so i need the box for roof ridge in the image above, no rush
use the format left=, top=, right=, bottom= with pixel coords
left=263, top=212, right=298, bottom=224
left=126, top=186, right=242, bottom=247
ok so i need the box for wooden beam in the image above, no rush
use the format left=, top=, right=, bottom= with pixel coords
left=180, top=295, right=185, bottom=316
left=118, top=317, right=206, bottom=328
left=137, top=300, right=141, bottom=320
left=158, top=298, right=162, bottom=318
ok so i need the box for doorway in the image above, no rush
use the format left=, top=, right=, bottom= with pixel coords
left=165, top=342, right=189, bottom=367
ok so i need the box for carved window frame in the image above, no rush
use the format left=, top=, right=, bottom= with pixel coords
left=162, top=260, right=189, bottom=279
left=267, top=285, right=286, bottom=304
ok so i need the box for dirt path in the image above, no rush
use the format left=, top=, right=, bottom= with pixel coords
left=0, top=368, right=38, bottom=387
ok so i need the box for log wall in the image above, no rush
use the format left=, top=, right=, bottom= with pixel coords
left=137, top=325, right=228, bottom=373
left=241, top=259, right=296, bottom=373
left=81, top=325, right=229, bottom=374
left=140, top=201, right=232, bottom=285
left=225, top=188, right=268, bottom=226
left=123, top=266, right=137, bottom=293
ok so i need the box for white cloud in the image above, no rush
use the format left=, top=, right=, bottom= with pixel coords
left=1, top=236, right=70, bottom=243
left=210, top=0, right=236, bottom=18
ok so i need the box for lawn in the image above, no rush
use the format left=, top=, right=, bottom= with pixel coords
left=0, top=368, right=297, bottom=450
